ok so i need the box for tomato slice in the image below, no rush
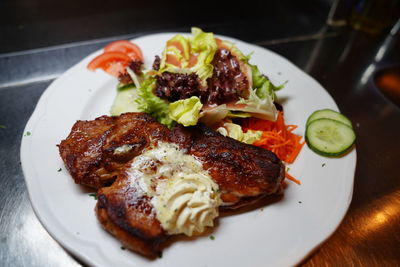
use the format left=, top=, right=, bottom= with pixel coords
left=87, top=51, right=131, bottom=77
left=104, top=40, right=144, bottom=61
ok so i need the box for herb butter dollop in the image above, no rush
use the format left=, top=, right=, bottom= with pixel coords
left=126, top=142, right=221, bottom=236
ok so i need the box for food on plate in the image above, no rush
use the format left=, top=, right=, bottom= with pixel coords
left=87, top=40, right=144, bottom=77
left=59, top=112, right=285, bottom=257
left=242, top=111, right=305, bottom=164
left=306, top=109, right=353, bottom=128
left=58, top=113, right=170, bottom=188
left=87, top=51, right=133, bottom=77
left=89, top=28, right=284, bottom=130
left=110, top=85, right=141, bottom=115
left=58, top=28, right=307, bottom=258
left=104, top=40, right=144, bottom=61
left=305, top=109, right=356, bottom=157
left=87, top=27, right=304, bottom=165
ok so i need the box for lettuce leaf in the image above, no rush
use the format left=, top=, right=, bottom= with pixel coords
left=226, top=111, right=251, bottom=118
left=190, top=28, right=218, bottom=83
left=169, top=96, right=203, bottom=126
left=198, top=106, right=251, bottom=127
left=187, top=27, right=218, bottom=85
left=199, top=104, right=230, bottom=126
left=251, top=64, right=285, bottom=101
left=216, top=63, right=285, bottom=122
left=218, top=39, right=249, bottom=62
left=171, top=34, right=191, bottom=59
left=217, top=123, right=243, bottom=140
left=233, top=87, right=278, bottom=121
left=242, top=129, right=263, bottom=144
left=159, top=28, right=217, bottom=86
left=160, top=34, right=190, bottom=71
left=134, top=28, right=283, bottom=128
left=136, top=77, right=175, bottom=128
left=216, top=122, right=262, bottom=144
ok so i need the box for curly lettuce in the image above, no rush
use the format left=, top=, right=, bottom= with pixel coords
left=221, top=64, right=286, bottom=122
left=136, top=77, right=175, bottom=128
left=251, top=64, right=285, bottom=101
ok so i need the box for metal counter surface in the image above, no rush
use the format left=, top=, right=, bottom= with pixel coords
left=1, top=27, right=399, bottom=266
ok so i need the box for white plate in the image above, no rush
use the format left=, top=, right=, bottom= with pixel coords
left=20, top=32, right=356, bottom=267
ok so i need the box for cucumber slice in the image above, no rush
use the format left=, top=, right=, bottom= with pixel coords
left=306, top=109, right=353, bottom=128
left=117, top=83, right=135, bottom=92
left=305, top=118, right=356, bottom=156
left=110, top=88, right=140, bottom=116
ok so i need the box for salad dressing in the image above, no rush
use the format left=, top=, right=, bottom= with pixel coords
left=167, top=40, right=186, bottom=55
left=188, top=53, right=198, bottom=68
left=166, top=53, right=182, bottom=67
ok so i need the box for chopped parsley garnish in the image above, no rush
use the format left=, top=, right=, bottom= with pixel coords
left=322, top=163, right=326, bottom=167
left=298, top=201, right=302, bottom=204
left=209, top=235, right=215, bottom=240
left=25, top=131, right=31, bottom=136
left=57, top=168, right=62, bottom=172
left=0, top=125, right=6, bottom=129
left=121, top=246, right=126, bottom=250
left=89, top=193, right=98, bottom=200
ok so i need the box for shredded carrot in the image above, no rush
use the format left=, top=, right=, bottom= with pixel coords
left=285, top=171, right=301, bottom=185
left=242, top=111, right=304, bottom=164
left=241, top=111, right=305, bottom=184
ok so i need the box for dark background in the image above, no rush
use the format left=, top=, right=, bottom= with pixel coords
left=0, top=0, right=334, bottom=53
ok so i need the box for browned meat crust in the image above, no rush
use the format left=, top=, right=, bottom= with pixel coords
left=96, top=170, right=166, bottom=258
left=170, top=125, right=284, bottom=208
left=60, top=112, right=285, bottom=258
left=58, top=113, right=169, bottom=188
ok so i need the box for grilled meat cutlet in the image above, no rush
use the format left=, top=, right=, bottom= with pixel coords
left=170, top=125, right=284, bottom=208
left=58, top=113, right=169, bottom=188
left=96, top=171, right=166, bottom=258
left=59, top=112, right=285, bottom=258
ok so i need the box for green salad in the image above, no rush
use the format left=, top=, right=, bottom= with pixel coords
left=110, top=27, right=284, bottom=143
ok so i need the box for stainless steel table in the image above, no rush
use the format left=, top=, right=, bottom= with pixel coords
left=1, top=3, right=399, bottom=266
